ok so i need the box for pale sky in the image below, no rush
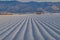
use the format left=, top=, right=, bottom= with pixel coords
left=0, top=0, right=60, bottom=2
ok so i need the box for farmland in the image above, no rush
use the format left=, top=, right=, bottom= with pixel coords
left=0, top=13, right=60, bottom=40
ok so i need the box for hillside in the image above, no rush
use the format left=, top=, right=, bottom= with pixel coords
left=0, top=1, right=60, bottom=14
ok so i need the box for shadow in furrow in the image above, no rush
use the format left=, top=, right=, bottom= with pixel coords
left=0, top=18, right=25, bottom=40
left=35, top=17, right=60, bottom=40
left=0, top=17, right=24, bottom=35
left=36, top=16, right=60, bottom=35
left=2, top=18, right=26, bottom=40
left=33, top=18, right=56, bottom=40
left=43, top=20, right=60, bottom=30
left=24, top=17, right=34, bottom=40
left=0, top=17, right=21, bottom=32
left=0, top=16, right=20, bottom=29
left=36, top=17, right=60, bottom=35
left=39, top=16, right=60, bottom=30
left=31, top=18, right=44, bottom=40
left=40, top=20, right=60, bottom=35
left=13, top=17, right=28, bottom=40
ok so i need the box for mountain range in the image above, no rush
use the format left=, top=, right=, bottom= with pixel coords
left=0, top=1, right=60, bottom=14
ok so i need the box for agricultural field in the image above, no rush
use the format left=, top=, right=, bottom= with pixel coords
left=0, top=13, right=60, bottom=40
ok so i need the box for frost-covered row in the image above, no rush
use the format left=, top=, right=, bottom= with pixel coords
left=0, top=14, right=60, bottom=40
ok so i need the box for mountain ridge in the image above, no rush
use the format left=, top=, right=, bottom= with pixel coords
left=0, top=1, right=60, bottom=14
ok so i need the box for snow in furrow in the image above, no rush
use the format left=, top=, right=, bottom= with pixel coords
left=31, top=18, right=44, bottom=40
left=0, top=16, right=21, bottom=28
left=35, top=17, right=60, bottom=40
left=0, top=14, right=60, bottom=40
left=33, top=17, right=56, bottom=40
left=0, top=17, right=12, bottom=27
left=24, top=17, right=34, bottom=40
left=0, top=17, right=19, bottom=31
left=0, top=17, right=22, bottom=35
left=0, top=17, right=25, bottom=40
left=2, top=17, right=27, bottom=40
left=13, top=17, right=28, bottom=40
left=36, top=16, right=60, bottom=35
left=41, top=20, right=60, bottom=35
left=39, top=16, right=60, bottom=29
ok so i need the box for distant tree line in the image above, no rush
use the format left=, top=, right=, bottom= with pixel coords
left=0, top=12, right=13, bottom=15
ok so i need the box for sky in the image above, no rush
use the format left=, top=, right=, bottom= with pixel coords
left=0, top=0, right=60, bottom=2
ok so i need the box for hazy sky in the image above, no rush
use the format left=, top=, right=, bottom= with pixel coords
left=0, top=0, right=60, bottom=2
